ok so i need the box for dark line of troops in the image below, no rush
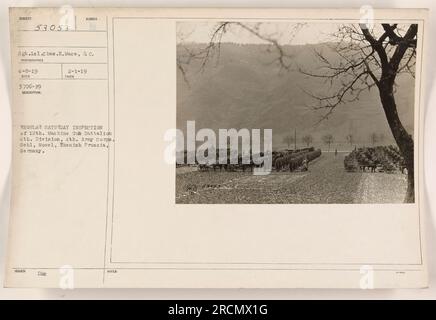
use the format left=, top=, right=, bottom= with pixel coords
left=196, top=147, right=322, bottom=172
left=274, top=149, right=321, bottom=172
left=344, top=146, right=406, bottom=173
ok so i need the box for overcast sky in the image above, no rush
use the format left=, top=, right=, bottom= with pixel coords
left=176, top=22, right=412, bottom=46
left=177, top=22, right=344, bottom=45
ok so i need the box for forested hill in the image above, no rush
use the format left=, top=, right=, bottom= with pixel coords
left=176, top=42, right=415, bottom=148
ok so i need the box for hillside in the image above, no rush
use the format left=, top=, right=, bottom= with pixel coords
left=176, top=42, right=415, bottom=150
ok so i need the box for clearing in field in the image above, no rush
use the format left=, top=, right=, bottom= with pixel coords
left=176, top=152, right=408, bottom=204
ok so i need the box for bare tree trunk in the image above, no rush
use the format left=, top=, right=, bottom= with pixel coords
left=379, top=81, right=414, bottom=203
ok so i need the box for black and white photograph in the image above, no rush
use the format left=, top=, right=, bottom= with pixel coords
left=1, top=5, right=433, bottom=294
left=176, top=21, right=417, bottom=204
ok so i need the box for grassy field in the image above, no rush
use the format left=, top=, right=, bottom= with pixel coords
left=175, top=152, right=408, bottom=204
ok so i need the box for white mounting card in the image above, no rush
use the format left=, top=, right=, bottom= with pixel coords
left=5, top=7, right=428, bottom=288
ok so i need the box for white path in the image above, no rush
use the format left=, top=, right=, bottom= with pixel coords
left=355, top=172, right=408, bottom=203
